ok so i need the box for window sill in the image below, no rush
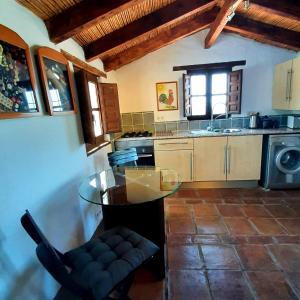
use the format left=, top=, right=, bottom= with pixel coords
left=86, top=141, right=111, bottom=156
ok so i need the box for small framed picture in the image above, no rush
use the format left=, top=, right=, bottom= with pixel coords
left=156, top=81, right=178, bottom=111
left=37, top=47, right=77, bottom=115
left=0, top=24, right=39, bottom=119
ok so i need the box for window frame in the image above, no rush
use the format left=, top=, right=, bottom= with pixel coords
left=85, top=72, right=105, bottom=146
left=186, top=67, right=231, bottom=121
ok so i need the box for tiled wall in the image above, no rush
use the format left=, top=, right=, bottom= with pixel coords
left=121, top=111, right=155, bottom=132
left=121, top=111, right=289, bottom=133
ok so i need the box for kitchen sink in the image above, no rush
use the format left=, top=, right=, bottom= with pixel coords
left=222, top=128, right=242, bottom=133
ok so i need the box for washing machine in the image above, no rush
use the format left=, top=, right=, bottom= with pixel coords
left=261, top=134, right=300, bottom=189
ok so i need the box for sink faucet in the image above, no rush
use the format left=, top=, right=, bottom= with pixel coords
left=207, top=102, right=228, bottom=131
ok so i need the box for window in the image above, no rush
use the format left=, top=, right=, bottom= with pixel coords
left=75, top=70, right=105, bottom=149
left=184, top=69, right=242, bottom=120
left=75, top=69, right=122, bottom=155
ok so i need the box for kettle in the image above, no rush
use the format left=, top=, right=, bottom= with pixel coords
left=249, top=113, right=259, bottom=129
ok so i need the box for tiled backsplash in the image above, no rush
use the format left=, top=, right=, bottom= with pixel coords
left=121, top=111, right=289, bottom=133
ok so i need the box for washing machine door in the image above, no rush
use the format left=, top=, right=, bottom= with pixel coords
left=275, top=146, right=300, bottom=175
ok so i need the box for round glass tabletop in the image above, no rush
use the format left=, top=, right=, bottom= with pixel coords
left=79, top=166, right=181, bottom=205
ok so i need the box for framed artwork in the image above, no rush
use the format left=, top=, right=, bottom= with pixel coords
left=37, top=47, right=77, bottom=115
left=156, top=81, right=178, bottom=111
left=0, top=24, right=39, bottom=119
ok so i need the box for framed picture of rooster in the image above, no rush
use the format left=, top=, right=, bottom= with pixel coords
left=156, top=81, right=178, bottom=111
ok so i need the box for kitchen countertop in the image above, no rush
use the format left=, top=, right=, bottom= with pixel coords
left=115, top=128, right=300, bottom=142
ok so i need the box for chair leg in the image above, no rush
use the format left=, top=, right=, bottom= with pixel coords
left=117, top=273, right=135, bottom=300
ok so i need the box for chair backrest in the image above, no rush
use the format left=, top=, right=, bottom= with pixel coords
left=36, top=242, right=88, bottom=299
left=108, top=148, right=138, bottom=168
left=21, top=210, right=63, bottom=258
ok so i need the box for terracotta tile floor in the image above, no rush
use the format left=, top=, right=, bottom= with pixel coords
left=163, top=188, right=300, bottom=300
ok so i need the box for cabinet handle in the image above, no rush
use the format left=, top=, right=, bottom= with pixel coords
left=286, top=71, right=291, bottom=102
left=190, top=152, right=193, bottom=181
left=159, top=142, right=189, bottom=145
left=289, top=70, right=293, bottom=101
left=224, top=145, right=227, bottom=174
left=227, top=146, right=231, bottom=174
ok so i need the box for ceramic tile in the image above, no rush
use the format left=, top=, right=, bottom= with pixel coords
left=208, top=270, right=254, bottom=300
left=168, top=270, right=210, bottom=300
left=235, top=245, right=278, bottom=271
left=224, top=218, right=258, bottom=235
left=132, top=113, right=143, bottom=125
left=167, top=245, right=203, bottom=270
left=196, top=216, right=229, bottom=234
left=202, top=245, right=240, bottom=270
left=246, top=271, right=297, bottom=300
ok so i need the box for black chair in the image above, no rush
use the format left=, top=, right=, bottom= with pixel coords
left=21, top=210, right=159, bottom=300
left=107, top=148, right=138, bottom=168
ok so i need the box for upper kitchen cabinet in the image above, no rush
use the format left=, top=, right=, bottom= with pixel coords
left=272, top=56, right=300, bottom=110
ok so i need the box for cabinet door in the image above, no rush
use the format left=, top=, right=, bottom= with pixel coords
left=227, top=135, right=262, bottom=181
left=155, top=150, right=193, bottom=182
left=194, top=137, right=227, bottom=181
left=289, top=57, right=300, bottom=110
left=272, top=60, right=293, bottom=110
left=99, top=83, right=121, bottom=133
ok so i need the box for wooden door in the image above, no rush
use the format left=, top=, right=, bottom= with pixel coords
left=289, top=57, right=300, bottom=110
left=99, top=83, right=121, bottom=133
left=227, top=135, right=263, bottom=181
left=193, top=137, right=227, bottom=181
left=155, top=150, right=193, bottom=182
left=272, top=60, right=293, bottom=110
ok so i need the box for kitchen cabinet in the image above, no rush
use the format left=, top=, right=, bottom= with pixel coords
left=194, top=137, right=227, bottom=181
left=227, top=135, right=263, bottom=181
left=272, top=56, right=300, bottom=110
left=193, top=135, right=263, bottom=181
left=154, top=139, right=193, bottom=182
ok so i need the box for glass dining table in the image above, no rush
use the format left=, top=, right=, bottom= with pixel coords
left=79, top=166, right=181, bottom=279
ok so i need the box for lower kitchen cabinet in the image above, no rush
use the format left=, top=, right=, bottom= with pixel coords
left=193, top=135, right=263, bottom=181
left=155, top=149, right=193, bottom=182
left=227, top=135, right=263, bottom=181
left=194, top=137, right=227, bottom=181
left=154, top=139, right=194, bottom=182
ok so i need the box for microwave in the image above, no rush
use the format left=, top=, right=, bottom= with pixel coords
left=287, top=116, right=300, bottom=129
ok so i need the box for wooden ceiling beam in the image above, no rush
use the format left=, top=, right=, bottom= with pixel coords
left=102, top=9, right=218, bottom=72
left=45, top=0, right=144, bottom=44
left=249, top=0, right=300, bottom=21
left=205, top=0, right=243, bottom=49
left=84, top=0, right=217, bottom=61
left=61, top=50, right=107, bottom=78
left=225, top=14, right=300, bottom=51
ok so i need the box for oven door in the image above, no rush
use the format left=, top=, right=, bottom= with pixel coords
left=136, top=153, right=155, bottom=166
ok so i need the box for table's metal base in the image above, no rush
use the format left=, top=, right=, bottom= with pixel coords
left=102, top=198, right=165, bottom=279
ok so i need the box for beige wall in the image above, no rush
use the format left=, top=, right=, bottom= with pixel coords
left=115, top=30, right=297, bottom=122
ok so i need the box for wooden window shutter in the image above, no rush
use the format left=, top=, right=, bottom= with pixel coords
left=227, top=70, right=243, bottom=114
left=98, top=83, right=122, bottom=133
left=75, top=70, right=104, bottom=145
left=183, top=74, right=192, bottom=117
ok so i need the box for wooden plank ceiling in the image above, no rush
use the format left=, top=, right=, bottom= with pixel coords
left=17, top=0, right=300, bottom=71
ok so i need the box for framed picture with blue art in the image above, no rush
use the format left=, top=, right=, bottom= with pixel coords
left=37, top=47, right=77, bottom=115
left=0, top=24, right=39, bottom=119
left=156, top=81, right=178, bottom=111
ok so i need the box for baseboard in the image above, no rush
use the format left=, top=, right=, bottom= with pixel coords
left=182, top=181, right=259, bottom=189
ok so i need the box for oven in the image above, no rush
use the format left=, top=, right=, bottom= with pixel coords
left=114, top=139, right=155, bottom=166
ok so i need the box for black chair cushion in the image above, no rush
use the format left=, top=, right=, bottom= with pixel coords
left=63, top=227, right=159, bottom=300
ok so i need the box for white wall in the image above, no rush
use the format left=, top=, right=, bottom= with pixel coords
left=0, top=1, right=117, bottom=299
left=116, top=29, right=297, bottom=121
